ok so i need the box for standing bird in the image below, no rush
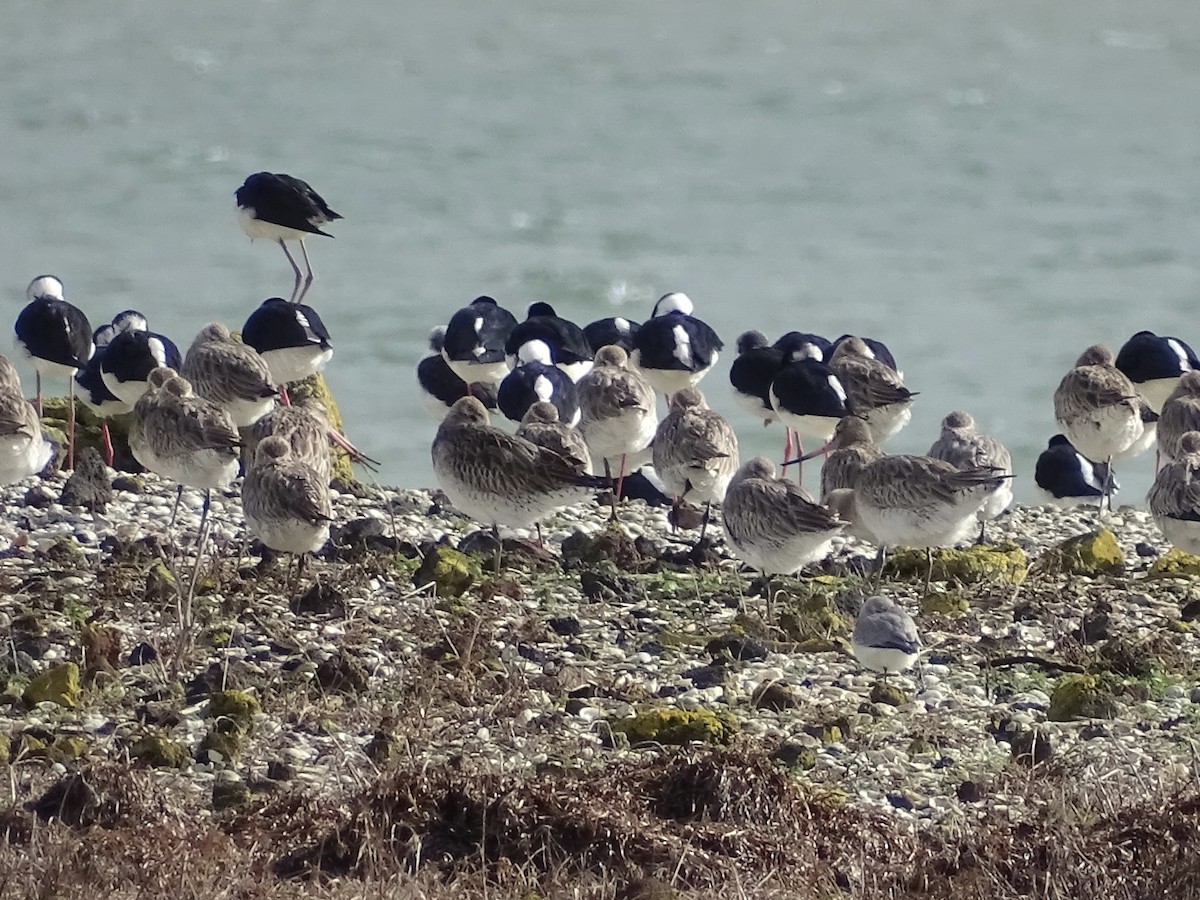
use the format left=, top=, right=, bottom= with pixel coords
left=1156, top=371, right=1200, bottom=463
left=505, top=302, right=594, bottom=382
left=651, top=387, right=739, bottom=543
left=1034, top=434, right=1119, bottom=508
left=576, top=345, right=659, bottom=516
left=1147, top=431, right=1200, bottom=555
left=181, top=323, right=278, bottom=428
left=235, top=172, right=341, bottom=304
left=831, top=335, right=901, bottom=375
left=729, top=330, right=785, bottom=426
left=441, top=296, right=519, bottom=389
left=14, top=275, right=93, bottom=469
left=0, top=356, right=54, bottom=484
left=722, top=456, right=846, bottom=618
left=852, top=596, right=921, bottom=681
left=1053, top=344, right=1150, bottom=510
left=630, top=292, right=723, bottom=398
left=852, top=453, right=1011, bottom=593
left=497, top=340, right=580, bottom=426
left=828, top=336, right=915, bottom=444
left=583, top=315, right=640, bottom=355
left=516, top=401, right=592, bottom=475
left=1115, top=330, right=1200, bottom=414
left=241, top=297, right=333, bottom=404
left=928, top=410, right=1014, bottom=543
left=431, top=397, right=609, bottom=556
left=243, top=436, right=334, bottom=591
left=101, top=324, right=183, bottom=408
left=769, top=357, right=849, bottom=477
left=416, top=326, right=497, bottom=420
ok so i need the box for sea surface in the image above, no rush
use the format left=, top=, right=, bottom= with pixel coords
left=6, top=0, right=1200, bottom=503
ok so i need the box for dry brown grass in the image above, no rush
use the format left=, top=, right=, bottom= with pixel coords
left=3, top=748, right=1199, bottom=900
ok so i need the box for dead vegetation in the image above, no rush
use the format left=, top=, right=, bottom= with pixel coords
left=2, top=747, right=1199, bottom=900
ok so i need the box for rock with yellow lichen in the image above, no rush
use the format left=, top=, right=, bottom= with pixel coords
left=885, top=542, right=1027, bottom=584
left=612, top=708, right=738, bottom=746
left=1037, top=529, right=1124, bottom=576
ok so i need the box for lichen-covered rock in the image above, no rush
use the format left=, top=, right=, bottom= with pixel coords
left=870, top=682, right=907, bottom=707
left=1147, top=548, right=1200, bottom=579
left=778, top=593, right=851, bottom=642
left=1039, top=529, right=1124, bottom=576
left=23, top=663, right=80, bottom=708
left=921, top=590, right=970, bottom=617
left=212, top=779, right=252, bottom=812
left=612, top=708, right=738, bottom=746
left=129, top=733, right=190, bottom=769
left=413, top=546, right=479, bottom=599
left=886, top=542, right=1027, bottom=585
left=207, top=690, right=261, bottom=732
left=1047, top=674, right=1119, bottom=721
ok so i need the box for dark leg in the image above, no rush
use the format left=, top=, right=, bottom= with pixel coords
left=35, top=372, right=42, bottom=418
left=183, top=490, right=214, bottom=631
left=697, top=500, right=712, bottom=545
left=492, top=524, right=502, bottom=575
left=66, top=380, right=77, bottom=470
left=279, top=239, right=303, bottom=302
left=615, top=453, right=628, bottom=509
left=874, top=545, right=887, bottom=590
left=296, top=239, right=316, bottom=303
left=976, top=518, right=987, bottom=545
left=924, top=547, right=934, bottom=596
left=604, top=460, right=618, bottom=522
left=1100, top=455, right=1113, bottom=515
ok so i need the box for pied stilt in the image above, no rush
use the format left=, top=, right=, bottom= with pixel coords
left=630, top=292, right=723, bottom=399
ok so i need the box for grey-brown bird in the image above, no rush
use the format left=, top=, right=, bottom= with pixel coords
left=181, top=322, right=278, bottom=428
left=818, top=415, right=884, bottom=505
left=515, top=401, right=592, bottom=476
left=243, top=397, right=332, bottom=484
left=828, top=336, right=915, bottom=444
left=652, top=386, right=739, bottom=542
left=1157, top=371, right=1200, bottom=464
left=928, top=410, right=1014, bottom=543
left=1147, top=430, right=1200, bottom=555
left=0, top=355, right=54, bottom=485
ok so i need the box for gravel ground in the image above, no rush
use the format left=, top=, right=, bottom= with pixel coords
left=1, top=465, right=1198, bottom=839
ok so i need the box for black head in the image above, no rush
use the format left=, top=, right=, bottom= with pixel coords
left=528, top=301, right=557, bottom=318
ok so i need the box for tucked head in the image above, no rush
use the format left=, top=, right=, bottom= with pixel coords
left=111, top=310, right=149, bottom=333
left=427, top=325, right=448, bottom=353
left=147, top=366, right=177, bottom=390
left=162, top=375, right=193, bottom=399
left=1074, top=344, right=1115, bottom=367
left=829, top=336, right=871, bottom=364
left=738, top=456, right=776, bottom=481
left=1177, top=371, right=1200, bottom=394
left=446, top=395, right=491, bottom=426
left=521, top=401, right=561, bottom=426
left=0, top=356, right=20, bottom=391
left=669, top=386, right=706, bottom=411
left=193, top=322, right=233, bottom=347
left=736, top=330, right=769, bottom=355
left=470, top=296, right=498, bottom=308
left=1180, top=431, right=1200, bottom=457
left=26, top=275, right=65, bottom=302
left=830, top=415, right=874, bottom=448
left=594, top=345, right=629, bottom=368
left=527, top=301, right=557, bottom=318
left=651, top=291, right=693, bottom=317
left=517, top=339, right=553, bottom=366
left=255, top=435, right=292, bottom=465
left=941, top=410, right=976, bottom=431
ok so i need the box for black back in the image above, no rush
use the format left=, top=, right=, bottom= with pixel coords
left=235, top=172, right=341, bottom=235
left=775, top=331, right=833, bottom=362
left=497, top=362, right=579, bottom=424
left=1115, top=330, right=1200, bottom=384
left=730, top=342, right=785, bottom=408
left=75, top=326, right=120, bottom=406
left=419, top=354, right=474, bottom=408
left=442, top=297, right=518, bottom=364
left=101, top=330, right=182, bottom=386
left=770, top=359, right=849, bottom=419
left=1035, top=435, right=1118, bottom=501
left=242, top=297, right=332, bottom=355
left=15, top=297, right=93, bottom=368
left=505, top=304, right=593, bottom=366
left=632, top=313, right=723, bottom=372
left=583, top=316, right=641, bottom=354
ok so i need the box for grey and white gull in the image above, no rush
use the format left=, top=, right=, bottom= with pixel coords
left=852, top=595, right=921, bottom=680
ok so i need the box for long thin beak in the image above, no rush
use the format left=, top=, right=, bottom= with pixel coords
left=781, top=446, right=827, bottom=466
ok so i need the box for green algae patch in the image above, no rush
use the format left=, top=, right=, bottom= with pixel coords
left=130, top=733, right=190, bottom=769
left=885, top=542, right=1027, bottom=585
left=921, top=590, right=971, bottom=617
left=414, top=546, right=479, bottom=599
left=1038, top=529, right=1124, bottom=577
left=207, top=690, right=261, bottom=732
left=1148, top=548, right=1200, bottom=579
left=1047, top=674, right=1119, bottom=721
left=612, top=708, right=738, bottom=746
left=23, top=663, right=80, bottom=709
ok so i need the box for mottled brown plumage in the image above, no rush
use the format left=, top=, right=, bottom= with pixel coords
left=828, top=337, right=915, bottom=442
left=819, top=416, right=884, bottom=503
left=181, top=322, right=278, bottom=427
left=516, top=401, right=592, bottom=474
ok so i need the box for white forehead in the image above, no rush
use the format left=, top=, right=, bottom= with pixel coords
left=27, top=275, right=65, bottom=301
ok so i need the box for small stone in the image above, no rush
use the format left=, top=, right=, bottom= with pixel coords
left=290, top=582, right=347, bottom=616
left=1011, top=729, right=1053, bottom=767
left=111, top=474, right=144, bottom=493
left=956, top=780, right=983, bottom=802
left=212, top=780, right=251, bottom=812
left=870, top=682, right=906, bottom=707
left=704, top=633, right=768, bottom=662
left=751, top=681, right=800, bottom=711
left=548, top=616, right=582, bottom=637
left=266, top=760, right=295, bottom=781
left=564, top=698, right=588, bottom=716
left=1135, top=541, right=1159, bottom=558
left=315, top=652, right=370, bottom=695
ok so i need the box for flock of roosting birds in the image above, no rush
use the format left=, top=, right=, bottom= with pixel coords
left=6, top=170, right=1200, bottom=680
left=421, top=288, right=1200, bottom=679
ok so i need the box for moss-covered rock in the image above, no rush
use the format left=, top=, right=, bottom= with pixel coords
left=612, top=708, right=738, bottom=746
left=40, top=397, right=135, bottom=471
left=1147, top=548, right=1200, bottom=579
left=23, top=663, right=81, bottom=709
left=201, top=721, right=245, bottom=765
left=49, top=736, right=88, bottom=763
left=1047, top=674, right=1119, bottom=721
left=885, top=542, right=1027, bottom=585
left=207, top=690, right=261, bottom=732
left=1039, top=529, right=1124, bottom=576
left=921, top=590, right=971, bottom=617
left=414, top=546, right=479, bottom=599
left=129, top=733, right=190, bottom=769
left=870, top=682, right=907, bottom=707
left=778, top=592, right=851, bottom=642
left=212, top=779, right=252, bottom=812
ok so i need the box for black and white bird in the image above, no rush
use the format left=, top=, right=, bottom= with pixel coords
left=775, top=331, right=833, bottom=363
left=416, top=326, right=498, bottom=420
left=1034, top=434, right=1119, bottom=508
left=1115, top=330, right=1200, bottom=414
left=241, top=297, right=333, bottom=404
left=630, top=292, right=723, bottom=398
left=15, top=275, right=94, bottom=470
left=441, top=296, right=519, bottom=388
left=768, top=357, right=849, bottom=477
left=235, top=172, right=342, bottom=304
left=505, top=302, right=594, bottom=382
left=100, top=325, right=183, bottom=408
left=497, top=340, right=580, bottom=426
left=583, top=315, right=641, bottom=355
left=76, top=310, right=155, bottom=467
left=729, top=331, right=785, bottom=425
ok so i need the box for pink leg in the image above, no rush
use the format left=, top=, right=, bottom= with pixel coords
left=101, top=421, right=114, bottom=467
left=793, top=435, right=804, bottom=484
left=280, top=385, right=291, bottom=407
left=279, top=239, right=303, bottom=302
left=782, top=427, right=793, bottom=469
left=329, top=428, right=380, bottom=470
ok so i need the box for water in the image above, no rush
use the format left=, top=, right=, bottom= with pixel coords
left=6, top=0, right=1200, bottom=503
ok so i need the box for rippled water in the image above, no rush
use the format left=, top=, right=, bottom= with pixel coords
left=6, top=0, right=1200, bottom=502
